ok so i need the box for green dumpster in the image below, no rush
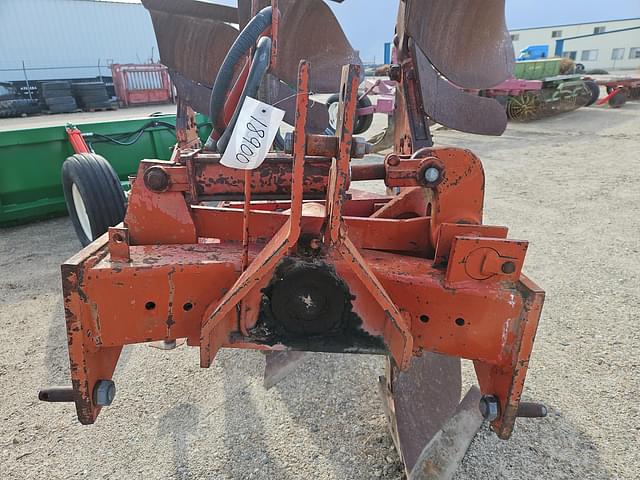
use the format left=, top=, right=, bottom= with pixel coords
left=0, top=114, right=211, bottom=227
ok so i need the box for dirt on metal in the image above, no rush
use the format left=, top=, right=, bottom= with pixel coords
left=1, top=102, right=639, bottom=479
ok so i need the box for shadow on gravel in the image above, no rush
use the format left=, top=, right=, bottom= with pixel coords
left=456, top=402, right=615, bottom=480
left=220, top=352, right=294, bottom=480
left=158, top=402, right=201, bottom=480
left=266, top=352, right=402, bottom=479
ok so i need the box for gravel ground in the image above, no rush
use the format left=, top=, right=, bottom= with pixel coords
left=1, top=102, right=639, bottom=479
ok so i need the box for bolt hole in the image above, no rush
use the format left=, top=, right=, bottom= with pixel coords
left=112, top=233, right=124, bottom=243
left=419, top=315, right=430, bottom=324
left=501, top=261, right=516, bottom=274
left=183, top=302, right=193, bottom=311
left=455, top=317, right=465, bottom=326
left=145, top=301, right=156, bottom=311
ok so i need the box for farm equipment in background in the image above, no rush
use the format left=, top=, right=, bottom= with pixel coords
left=478, top=58, right=598, bottom=121
left=39, top=0, right=547, bottom=477
left=595, top=77, right=640, bottom=108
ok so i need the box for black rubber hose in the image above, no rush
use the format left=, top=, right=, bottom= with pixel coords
left=205, top=6, right=273, bottom=150
left=216, top=36, right=272, bottom=154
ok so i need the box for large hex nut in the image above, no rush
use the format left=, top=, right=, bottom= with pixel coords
left=93, top=380, right=116, bottom=407
left=479, top=395, right=500, bottom=421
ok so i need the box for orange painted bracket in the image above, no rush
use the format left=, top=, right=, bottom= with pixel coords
left=474, top=275, right=545, bottom=439
left=434, top=223, right=508, bottom=265
left=445, top=237, right=528, bottom=287
left=336, top=233, right=413, bottom=370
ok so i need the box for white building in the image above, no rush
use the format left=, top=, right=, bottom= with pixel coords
left=0, top=0, right=158, bottom=82
left=510, top=18, right=640, bottom=70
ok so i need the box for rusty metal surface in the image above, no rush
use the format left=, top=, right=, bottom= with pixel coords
left=142, top=0, right=239, bottom=112
left=412, top=42, right=508, bottom=136
left=404, top=0, right=514, bottom=89
left=243, top=0, right=361, bottom=92
left=45, top=1, right=547, bottom=459
left=275, top=0, right=361, bottom=92
left=271, top=80, right=329, bottom=133
left=382, top=354, right=462, bottom=473
left=409, top=386, right=483, bottom=480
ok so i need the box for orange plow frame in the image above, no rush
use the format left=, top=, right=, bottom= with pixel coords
left=56, top=62, right=544, bottom=441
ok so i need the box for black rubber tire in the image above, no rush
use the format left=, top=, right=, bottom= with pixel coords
left=48, top=103, right=78, bottom=113
left=575, top=63, right=585, bottom=73
left=608, top=91, right=627, bottom=108
left=43, top=88, right=72, bottom=98
left=326, top=93, right=375, bottom=135
left=82, top=101, right=116, bottom=110
left=42, top=80, right=70, bottom=88
left=45, top=95, right=76, bottom=106
left=42, top=81, right=71, bottom=92
left=61, top=153, right=126, bottom=246
left=77, top=94, right=111, bottom=106
left=72, top=82, right=107, bottom=91
left=584, top=80, right=600, bottom=106
left=0, top=99, right=40, bottom=118
left=354, top=95, right=374, bottom=134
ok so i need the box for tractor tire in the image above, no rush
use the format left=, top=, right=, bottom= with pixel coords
left=41, top=81, right=71, bottom=93
left=326, top=93, right=375, bottom=135
left=45, top=95, right=76, bottom=106
left=43, top=87, right=72, bottom=98
left=77, top=93, right=110, bottom=103
left=62, top=153, right=126, bottom=246
left=608, top=90, right=627, bottom=108
left=0, top=99, right=40, bottom=118
left=584, top=80, right=600, bottom=106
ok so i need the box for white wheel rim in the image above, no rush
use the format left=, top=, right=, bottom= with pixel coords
left=328, top=101, right=339, bottom=130
left=71, top=183, right=92, bottom=240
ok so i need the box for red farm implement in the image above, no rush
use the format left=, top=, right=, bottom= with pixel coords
left=40, top=1, right=547, bottom=477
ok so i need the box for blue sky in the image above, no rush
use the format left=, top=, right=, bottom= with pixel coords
left=326, top=0, right=640, bottom=62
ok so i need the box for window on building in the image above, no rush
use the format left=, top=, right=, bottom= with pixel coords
left=551, top=30, right=563, bottom=38
left=612, top=48, right=625, bottom=60
left=581, top=50, right=599, bottom=61
left=510, top=34, right=520, bottom=41
left=563, top=51, right=577, bottom=60
left=594, top=26, right=606, bottom=34
left=630, top=48, right=640, bottom=59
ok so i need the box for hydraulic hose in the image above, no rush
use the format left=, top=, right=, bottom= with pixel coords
left=205, top=6, right=273, bottom=150
left=216, top=36, right=272, bottom=154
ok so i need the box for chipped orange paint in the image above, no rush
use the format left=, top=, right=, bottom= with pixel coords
left=56, top=62, right=544, bottom=442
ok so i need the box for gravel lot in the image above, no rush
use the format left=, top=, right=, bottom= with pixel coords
left=1, top=102, right=639, bottom=479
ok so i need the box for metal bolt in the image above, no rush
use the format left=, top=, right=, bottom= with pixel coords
left=501, top=261, right=516, bottom=274
left=352, top=137, right=372, bottom=158
left=144, top=166, right=170, bottom=193
left=479, top=395, right=500, bottom=421
left=424, top=167, right=440, bottom=184
left=93, top=380, right=116, bottom=407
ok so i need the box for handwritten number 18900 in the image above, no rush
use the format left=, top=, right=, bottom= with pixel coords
left=236, top=115, right=268, bottom=164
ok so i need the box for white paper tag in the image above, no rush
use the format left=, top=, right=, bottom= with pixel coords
left=220, top=96, right=285, bottom=170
